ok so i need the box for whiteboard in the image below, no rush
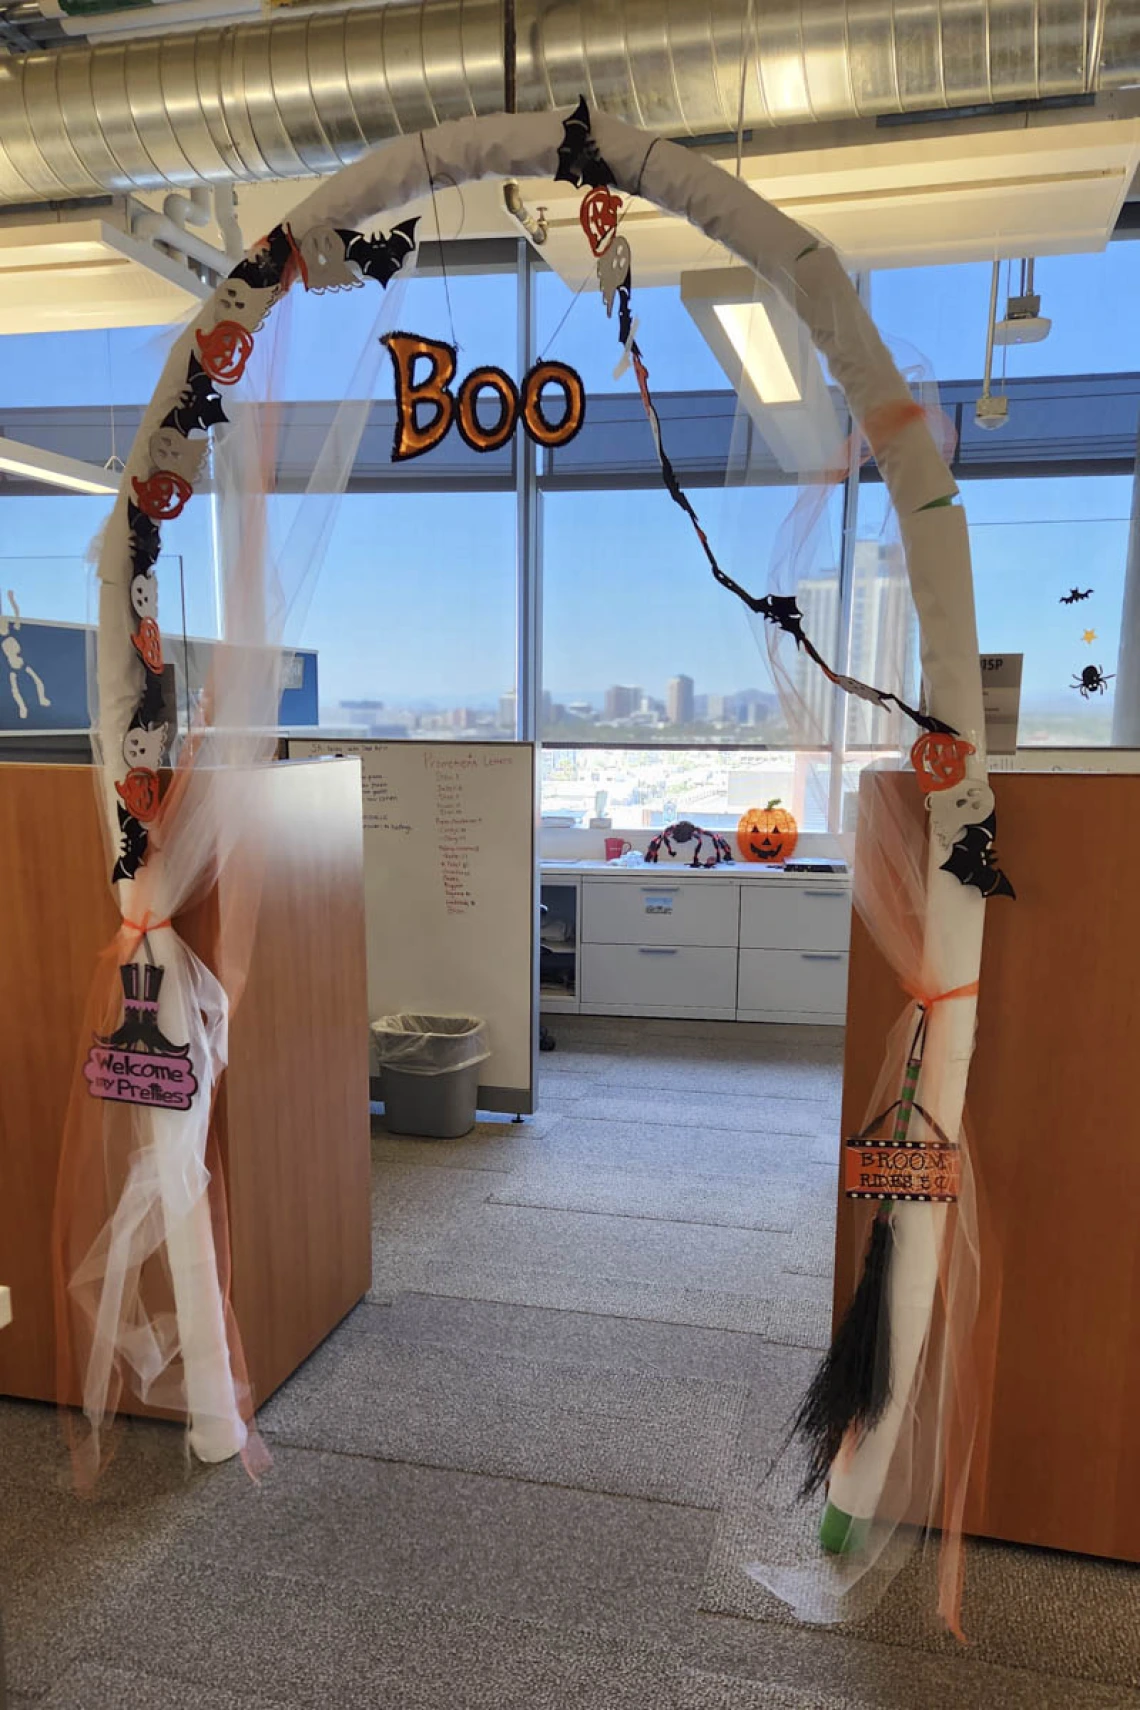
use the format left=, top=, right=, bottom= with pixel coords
left=287, top=739, right=536, bottom=1114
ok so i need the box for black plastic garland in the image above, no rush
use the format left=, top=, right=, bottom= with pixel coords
left=556, top=100, right=953, bottom=742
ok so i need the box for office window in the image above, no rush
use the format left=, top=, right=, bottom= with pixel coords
left=305, top=492, right=516, bottom=734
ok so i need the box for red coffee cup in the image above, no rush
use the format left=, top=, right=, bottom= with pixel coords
left=605, top=837, right=632, bottom=861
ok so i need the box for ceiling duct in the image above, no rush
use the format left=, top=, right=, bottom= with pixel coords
left=0, top=0, right=1137, bottom=205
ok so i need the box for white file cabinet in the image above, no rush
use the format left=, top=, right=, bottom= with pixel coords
left=737, top=882, right=851, bottom=1023
left=547, top=863, right=851, bottom=1025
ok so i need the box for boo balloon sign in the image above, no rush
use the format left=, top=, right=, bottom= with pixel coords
left=381, top=333, right=585, bottom=461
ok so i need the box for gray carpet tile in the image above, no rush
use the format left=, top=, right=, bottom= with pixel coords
left=83, top=1564, right=736, bottom=1710
left=382, top=1294, right=804, bottom=1388
left=371, top=1160, right=497, bottom=1235
left=531, top=1116, right=840, bottom=1174
left=686, top=1614, right=1140, bottom=1710
left=372, top=1262, right=832, bottom=1345
left=678, top=1674, right=870, bottom=1709
left=568, top=1091, right=835, bottom=1137
left=142, top=1443, right=715, bottom=1643
left=487, top=1164, right=802, bottom=1232
left=538, top=1044, right=842, bottom=1093
left=258, top=1308, right=748, bottom=1508
left=0, top=1455, right=205, bottom=1695
left=418, top=1202, right=835, bottom=1300
left=38, top=1664, right=289, bottom=1710
left=782, top=1204, right=837, bottom=1279
left=552, top=1016, right=844, bottom=1055
left=0, top=1400, right=191, bottom=1500
left=701, top=1501, right=1140, bottom=1691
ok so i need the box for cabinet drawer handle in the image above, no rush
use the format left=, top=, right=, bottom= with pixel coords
left=803, top=890, right=847, bottom=899
left=801, top=952, right=843, bottom=961
left=639, top=886, right=680, bottom=894
left=638, top=946, right=678, bottom=954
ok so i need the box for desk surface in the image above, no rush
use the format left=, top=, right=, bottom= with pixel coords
left=541, top=860, right=849, bottom=882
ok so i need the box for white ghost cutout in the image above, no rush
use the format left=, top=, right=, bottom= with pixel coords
left=148, top=428, right=208, bottom=486
left=927, top=780, right=996, bottom=850
left=130, top=573, right=157, bottom=621
left=212, top=279, right=278, bottom=333
left=597, top=237, right=631, bottom=318
left=123, top=722, right=168, bottom=770
left=297, top=223, right=360, bottom=293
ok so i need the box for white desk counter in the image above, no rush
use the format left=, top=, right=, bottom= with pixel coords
left=539, top=860, right=851, bottom=1024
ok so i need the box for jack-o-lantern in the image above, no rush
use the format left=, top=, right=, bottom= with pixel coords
left=737, top=799, right=798, bottom=864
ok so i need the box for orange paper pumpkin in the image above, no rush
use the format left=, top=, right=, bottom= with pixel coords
left=737, top=799, right=798, bottom=864
left=910, top=731, right=976, bottom=795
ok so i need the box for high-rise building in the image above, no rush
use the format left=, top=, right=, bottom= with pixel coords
left=666, top=674, right=695, bottom=725
left=793, top=541, right=917, bottom=747
left=498, top=691, right=516, bottom=731
left=604, top=684, right=642, bottom=720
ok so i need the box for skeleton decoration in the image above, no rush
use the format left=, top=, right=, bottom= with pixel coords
left=106, top=215, right=419, bottom=890
left=0, top=590, right=51, bottom=722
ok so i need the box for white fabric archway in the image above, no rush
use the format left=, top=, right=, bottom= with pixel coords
left=84, top=106, right=990, bottom=1622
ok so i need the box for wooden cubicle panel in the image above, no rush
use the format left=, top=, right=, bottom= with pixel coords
left=0, top=758, right=370, bottom=1416
left=838, top=772, right=1140, bottom=1560
left=0, top=766, right=119, bottom=1402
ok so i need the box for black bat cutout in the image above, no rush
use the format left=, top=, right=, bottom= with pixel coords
left=760, top=595, right=809, bottom=647
left=939, top=812, right=1015, bottom=900
left=127, top=503, right=162, bottom=576
left=161, top=357, right=229, bottom=439
left=1060, top=587, right=1094, bottom=605
left=554, top=95, right=615, bottom=190
left=339, top=217, right=420, bottom=286
left=227, top=224, right=295, bottom=291
left=137, top=663, right=177, bottom=732
left=111, top=806, right=148, bottom=884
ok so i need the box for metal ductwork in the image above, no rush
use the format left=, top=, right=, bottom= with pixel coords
left=0, top=0, right=1137, bottom=206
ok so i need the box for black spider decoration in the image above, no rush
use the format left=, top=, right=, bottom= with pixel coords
left=338, top=218, right=420, bottom=286
left=645, top=820, right=734, bottom=868
left=554, top=95, right=615, bottom=190
left=940, top=813, right=1015, bottom=900
left=1072, top=664, right=1114, bottom=699
left=1060, top=588, right=1094, bottom=605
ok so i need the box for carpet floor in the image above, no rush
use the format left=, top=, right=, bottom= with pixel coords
left=2, top=1014, right=1137, bottom=1708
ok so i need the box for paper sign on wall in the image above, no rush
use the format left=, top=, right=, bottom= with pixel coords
left=980, top=654, right=1022, bottom=755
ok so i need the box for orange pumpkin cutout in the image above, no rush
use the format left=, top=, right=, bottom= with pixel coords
left=737, top=799, right=798, bottom=865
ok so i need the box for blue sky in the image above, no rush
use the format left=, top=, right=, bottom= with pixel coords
left=1, top=236, right=1138, bottom=726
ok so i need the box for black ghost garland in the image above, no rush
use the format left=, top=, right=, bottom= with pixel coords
left=107, top=215, right=419, bottom=888
left=556, top=100, right=951, bottom=741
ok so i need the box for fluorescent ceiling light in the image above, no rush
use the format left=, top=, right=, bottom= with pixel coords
left=712, top=300, right=802, bottom=404
left=0, top=438, right=120, bottom=496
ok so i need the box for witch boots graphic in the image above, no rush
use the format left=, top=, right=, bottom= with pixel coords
left=98, top=962, right=192, bottom=1057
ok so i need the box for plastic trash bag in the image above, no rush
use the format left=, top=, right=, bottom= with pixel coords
left=371, top=1014, right=490, bottom=1076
